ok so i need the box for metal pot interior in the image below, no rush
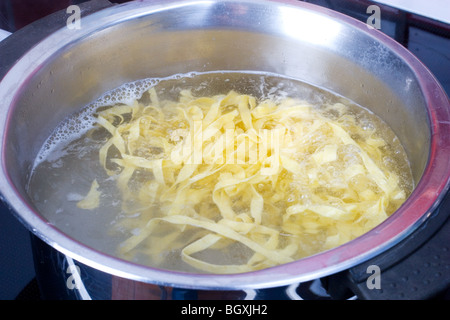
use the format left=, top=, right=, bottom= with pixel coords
left=1, top=0, right=448, bottom=289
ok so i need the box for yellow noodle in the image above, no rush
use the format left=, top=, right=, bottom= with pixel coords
left=77, top=88, right=410, bottom=273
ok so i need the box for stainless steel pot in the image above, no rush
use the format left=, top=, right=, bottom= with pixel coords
left=0, top=0, right=449, bottom=299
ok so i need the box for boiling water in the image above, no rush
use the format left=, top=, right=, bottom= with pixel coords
left=27, top=71, right=414, bottom=273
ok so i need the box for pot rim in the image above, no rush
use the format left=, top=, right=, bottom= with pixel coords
left=1, top=0, right=449, bottom=290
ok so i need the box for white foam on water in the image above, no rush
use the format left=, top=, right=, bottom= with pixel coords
left=32, top=77, right=163, bottom=170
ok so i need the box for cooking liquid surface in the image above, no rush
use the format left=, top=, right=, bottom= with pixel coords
left=27, top=71, right=414, bottom=273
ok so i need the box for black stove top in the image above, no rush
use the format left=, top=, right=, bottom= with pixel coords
left=0, top=0, right=449, bottom=300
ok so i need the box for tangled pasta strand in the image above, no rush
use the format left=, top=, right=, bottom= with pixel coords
left=78, top=88, right=411, bottom=273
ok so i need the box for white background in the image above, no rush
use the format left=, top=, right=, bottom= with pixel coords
left=374, top=0, right=450, bottom=24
